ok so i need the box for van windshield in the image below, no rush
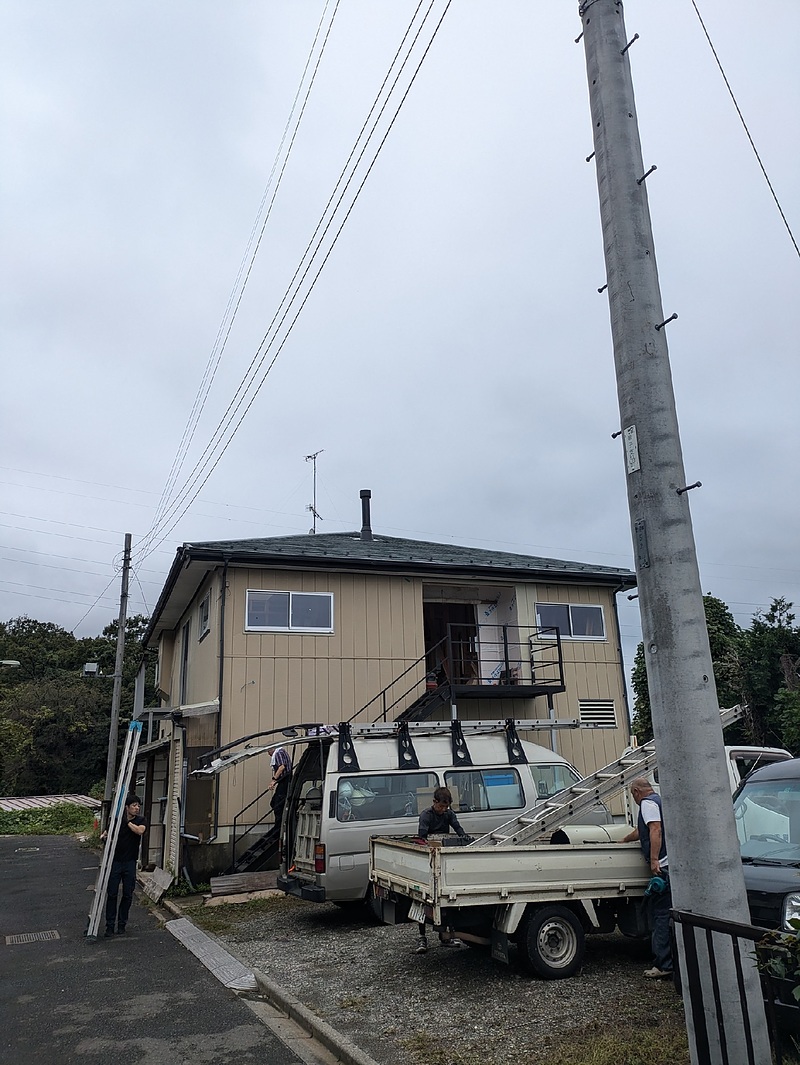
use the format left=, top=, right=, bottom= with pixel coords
left=734, top=777, right=800, bottom=863
left=336, top=773, right=438, bottom=822
left=529, top=763, right=581, bottom=800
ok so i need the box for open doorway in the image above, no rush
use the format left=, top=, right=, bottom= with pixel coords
left=423, top=601, right=479, bottom=684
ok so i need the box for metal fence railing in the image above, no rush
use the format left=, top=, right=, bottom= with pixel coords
left=672, top=908, right=799, bottom=1065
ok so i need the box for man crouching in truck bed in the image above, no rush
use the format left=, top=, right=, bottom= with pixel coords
left=415, top=786, right=467, bottom=955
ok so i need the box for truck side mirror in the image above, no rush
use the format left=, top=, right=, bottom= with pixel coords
left=304, top=786, right=323, bottom=810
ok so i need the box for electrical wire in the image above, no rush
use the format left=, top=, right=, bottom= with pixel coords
left=70, top=576, right=120, bottom=632
left=134, top=1, right=453, bottom=565
left=138, top=1, right=342, bottom=565
left=690, top=0, right=799, bottom=258
left=135, top=2, right=434, bottom=562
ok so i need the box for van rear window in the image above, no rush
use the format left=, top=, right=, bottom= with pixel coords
left=444, top=768, right=525, bottom=812
left=336, top=773, right=439, bottom=822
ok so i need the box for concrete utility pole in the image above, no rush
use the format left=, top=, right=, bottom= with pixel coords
left=102, top=532, right=132, bottom=830
left=579, top=2, right=770, bottom=1061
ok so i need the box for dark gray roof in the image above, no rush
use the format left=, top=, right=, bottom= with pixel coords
left=184, top=531, right=634, bottom=580
left=143, top=531, right=635, bottom=646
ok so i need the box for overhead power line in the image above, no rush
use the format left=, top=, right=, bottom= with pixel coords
left=138, top=0, right=342, bottom=565
left=690, top=0, right=799, bottom=258
left=134, top=0, right=453, bottom=566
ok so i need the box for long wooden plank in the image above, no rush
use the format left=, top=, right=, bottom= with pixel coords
left=210, top=871, right=279, bottom=896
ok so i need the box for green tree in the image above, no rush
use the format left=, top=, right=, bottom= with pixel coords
left=739, top=598, right=800, bottom=749
left=631, top=595, right=800, bottom=753
left=0, top=614, right=154, bottom=796
left=630, top=595, right=742, bottom=744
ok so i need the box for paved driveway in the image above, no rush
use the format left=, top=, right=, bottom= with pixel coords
left=0, top=835, right=301, bottom=1065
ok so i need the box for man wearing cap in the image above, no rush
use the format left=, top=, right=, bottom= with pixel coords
left=620, top=777, right=673, bottom=978
left=101, top=794, right=146, bottom=936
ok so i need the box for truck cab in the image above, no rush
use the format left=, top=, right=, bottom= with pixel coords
left=734, top=756, right=800, bottom=930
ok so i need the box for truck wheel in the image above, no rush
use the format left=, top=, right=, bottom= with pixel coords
left=519, top=905, right=584, bottom=979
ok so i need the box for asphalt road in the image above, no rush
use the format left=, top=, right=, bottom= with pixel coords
left=0, top=834, right=306, bottom=1065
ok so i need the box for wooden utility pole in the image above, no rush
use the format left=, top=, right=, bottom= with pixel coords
left=101, top=532, right=132, bottom=830
left=579, top=2, right=770, bottom=1060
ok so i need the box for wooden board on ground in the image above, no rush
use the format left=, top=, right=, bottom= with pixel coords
left=143, top=866, right=174, bottom=902
left=210, top=871, right=279, bottom=897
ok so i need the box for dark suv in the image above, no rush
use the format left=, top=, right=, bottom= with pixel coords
left=734, top=757, right=800, bottom=929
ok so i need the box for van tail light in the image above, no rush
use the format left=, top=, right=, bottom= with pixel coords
left=314, top=843, right=326, bottom=873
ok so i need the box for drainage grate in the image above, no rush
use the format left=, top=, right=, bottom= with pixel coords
left=5, top=930, right=60, bottom=945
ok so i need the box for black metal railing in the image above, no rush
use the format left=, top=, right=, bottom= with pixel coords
left=342, top=624, right=566, bottom=725
left=229, top=787, right=275, bottom=872
left=672, top=908, right=798, bottom=1065
left=445, top=623, right=565, bottom=689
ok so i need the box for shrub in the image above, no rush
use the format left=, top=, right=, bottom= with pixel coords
left=756, top=919, right=800, bottom=1001
left=0, top=802, right=96, bottom=835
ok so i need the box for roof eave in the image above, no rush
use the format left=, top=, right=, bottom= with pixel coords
left=143, top=542, right=636, bottom=646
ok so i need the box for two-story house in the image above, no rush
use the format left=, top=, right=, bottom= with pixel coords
left=137, top=496, right=636, bottom=881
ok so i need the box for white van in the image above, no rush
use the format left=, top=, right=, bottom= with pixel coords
left=277, top=720, right=608, bottom=906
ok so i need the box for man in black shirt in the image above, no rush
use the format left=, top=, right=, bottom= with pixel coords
left=415, top=786, right=466, bottom=954
left=101, top=794, right=146, bottom=936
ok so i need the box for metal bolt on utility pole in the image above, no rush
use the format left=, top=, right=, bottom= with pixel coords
left=579, top=2, right=770, bottom=1061
left=102, top=532, right=132, bottom=831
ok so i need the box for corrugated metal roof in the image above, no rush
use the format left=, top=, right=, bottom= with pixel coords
left=0, top=794, right=101, bottom=812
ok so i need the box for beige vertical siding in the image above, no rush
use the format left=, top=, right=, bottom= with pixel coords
left=211, top=566, right=424, bottom=828
left=514, top=582, right=630, bottom=778
left=163, top=573, right=220, bottom=710
left=158, top=561, right=632, bottom=835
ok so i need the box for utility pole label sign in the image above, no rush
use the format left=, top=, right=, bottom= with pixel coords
left=623, top=425, right=640, bottom=473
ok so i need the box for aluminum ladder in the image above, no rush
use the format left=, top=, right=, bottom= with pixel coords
left=86, top=720, right=143, bottom=939
left=470, top=704, right=745, bottom=848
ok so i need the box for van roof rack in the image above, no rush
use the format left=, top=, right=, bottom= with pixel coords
left=193, top=717, right=585, bottom=776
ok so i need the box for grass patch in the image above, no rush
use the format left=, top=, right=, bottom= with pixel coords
left=183, top=894, right=304, bottom=935
left=338, top=994, right=372, bottom=1011
left=165, top=876, right=211, bottom=898
left=400, top=1004, right=691, bottom=1065
left=401, top=1031, right=477, bottom=1065
left=530, top=1015, right=690, bottom=1065
left=0, top=803, right=95, bottom=836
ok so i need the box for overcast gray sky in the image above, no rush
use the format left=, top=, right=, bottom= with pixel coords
left=1, top=1, right=798, bottom=682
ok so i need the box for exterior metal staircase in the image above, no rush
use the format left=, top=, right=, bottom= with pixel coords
left=225, top=822, right=280, bottom=875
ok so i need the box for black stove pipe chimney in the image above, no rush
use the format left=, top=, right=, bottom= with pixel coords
left=360, top=490, right=373, bottom=541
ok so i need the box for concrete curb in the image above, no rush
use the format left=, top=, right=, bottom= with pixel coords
left=156, top=894, right=380, bottom=1065
left=252, top=967, right=381, bottom=1065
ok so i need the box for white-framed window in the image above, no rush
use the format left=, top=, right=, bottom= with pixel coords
left=578, top=699, right=617, bottom=728
left=535, top=602, right=606, bottom=640
left=245, top=590, right=334, bottom=633
left=198, top=592, right=211, bottom=639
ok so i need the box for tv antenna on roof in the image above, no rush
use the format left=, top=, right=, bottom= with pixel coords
left=304, top=449, right=324, bottom=534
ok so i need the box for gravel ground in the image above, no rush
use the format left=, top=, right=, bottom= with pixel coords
left=188, top=894, right=686, bottom=1065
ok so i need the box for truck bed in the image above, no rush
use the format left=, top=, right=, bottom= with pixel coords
left=370, top=832, right=650, bottom=921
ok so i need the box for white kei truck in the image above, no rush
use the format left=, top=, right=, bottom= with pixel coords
left=368, top=706, right=791, bottom=978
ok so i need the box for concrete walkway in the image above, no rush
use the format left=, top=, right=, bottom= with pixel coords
left=0, top=835, right=339, bottom=1065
